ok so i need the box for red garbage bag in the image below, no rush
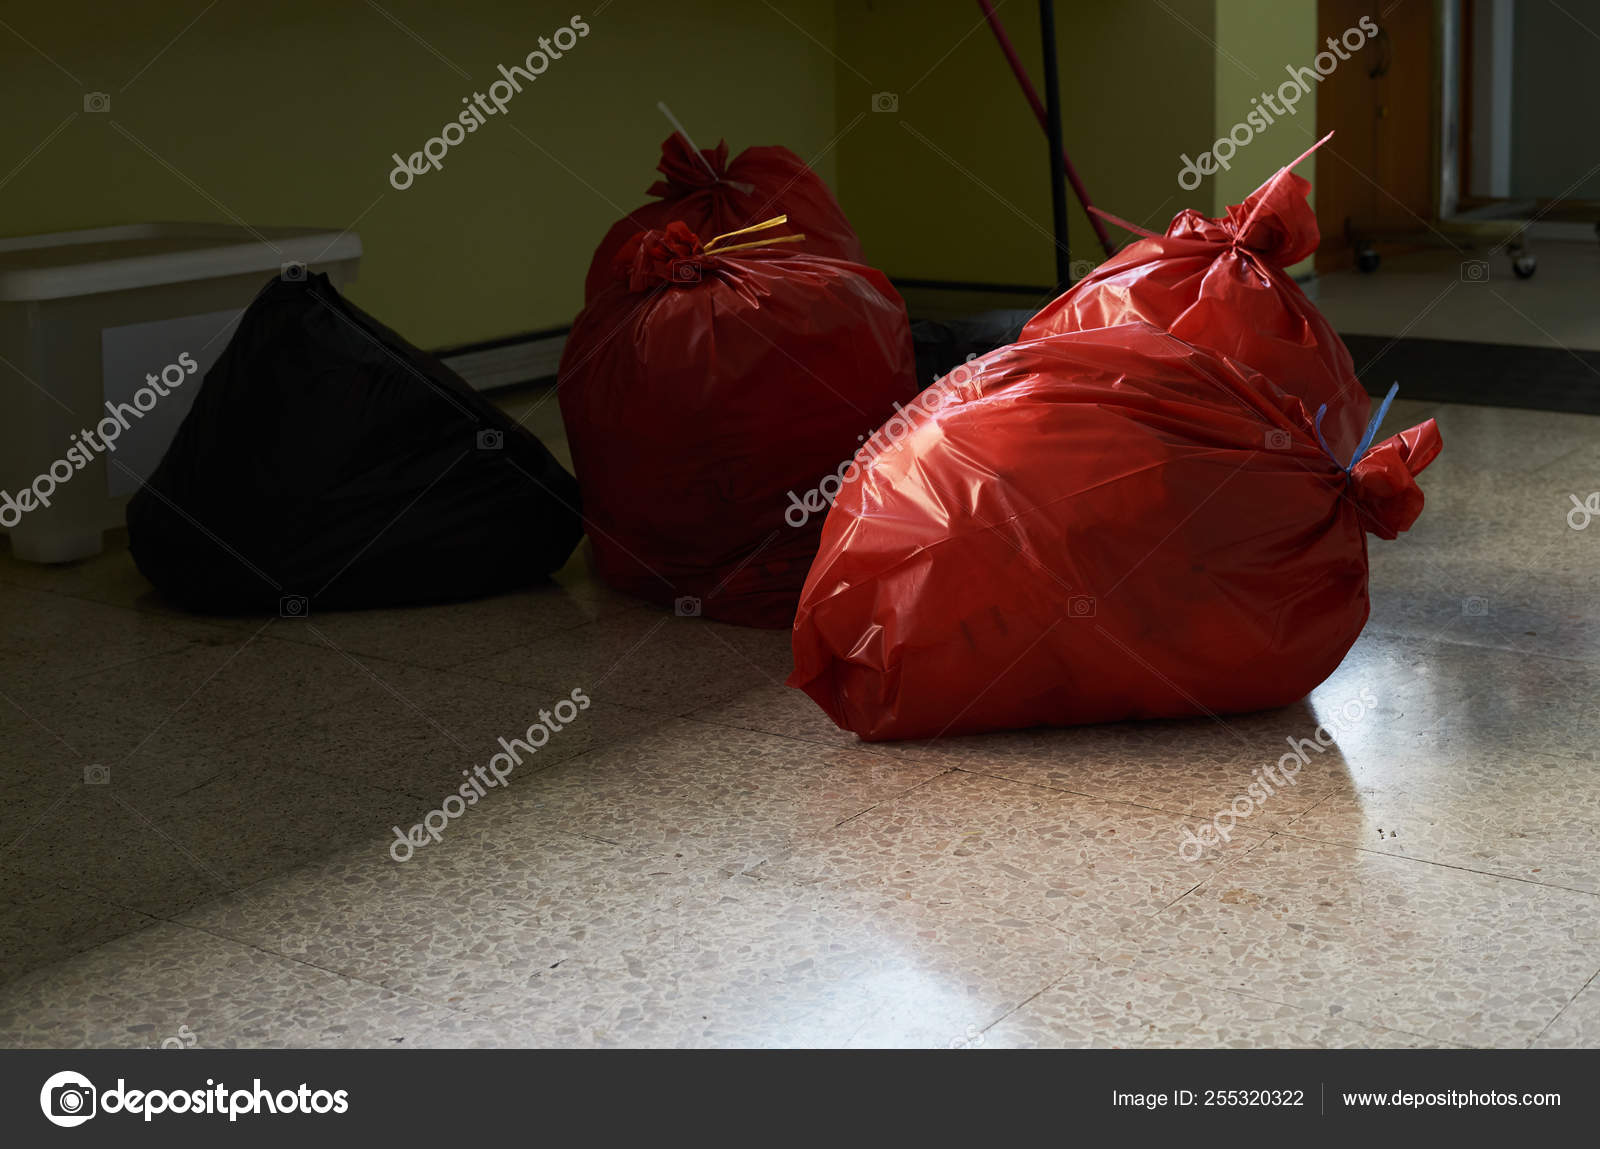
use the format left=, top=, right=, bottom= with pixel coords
left=560, top=218, right=918, bottom=628
left=788, top=322, right=1440, bottom=741
left=1023, top=134, right=1372, bottom=462
left=583, top=133, right=865, bottom=302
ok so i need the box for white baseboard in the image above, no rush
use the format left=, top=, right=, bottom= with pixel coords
left=439, top=332, right=567, bottom=392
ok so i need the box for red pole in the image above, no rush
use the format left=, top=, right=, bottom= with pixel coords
left=976, top=0, right=1117, bottom=259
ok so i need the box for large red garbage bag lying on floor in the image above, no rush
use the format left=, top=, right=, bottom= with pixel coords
left=1022, top=134, right=1372, bottom=461
left=582, top=133, right=864, bottom=302
left=560, top=218, right=918, bottom=627
left=789, top=322, right=1441, bottom=741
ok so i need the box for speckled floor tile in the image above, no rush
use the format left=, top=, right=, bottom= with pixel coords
left=1531, top=977, right=1600, bottom=1048
left=0, top=867, right=160, bottom=987
left=179, top=826, right=706, bottom=1008
left=1375, top=448, right=1598, bottom=572
left=689, top=683, right=882, bottom=754
left=1306, top=641, right=1600, bottom=780
left=865, top=710, right=1351, bottom=829
left=1100, top=835, right=1600, bottom=1047
left=0, top=755, right=419, bottom=919
left=480, top=718, right=949, bottom=872
left=221, top=658, right=666, bottom=799
left=377, top=871, right=1080, bottom=1048
left=3, top=631, right=398, bottom=762
left=982, top=959, right=1453, bottom=1048
left=1302, top=632, right=1597, bottom=767
left=756, top=771, right=1267, bottom=953
left=0, top=715, right=79, bottom=793
left=0, top=921, right=488, bottom=1048
left=0, top=532, right=259, bottom=627
left=270, top=584, right=630, bottom=669
left=0, top=585, right=238, bottom=686
left=1421, top=404, right=1600, bottom=478
left=451, top=607, right=794, bottom=715
left=1365, top=556, right=1599, bottom=662
left=1280, top=745, right=1600, bottom=892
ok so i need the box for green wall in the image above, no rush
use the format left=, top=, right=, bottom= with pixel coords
left=1213, top=0, right=1319, bottom=263
left=0, top=0, right=838, bottom=347
left=832, top=0, right=1218, bottom=285
left=0, top=1, right=1322, bottom=345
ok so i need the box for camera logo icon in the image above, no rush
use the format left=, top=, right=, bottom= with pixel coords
left=477, top=429, right=504, bottom=451
left=670, top=259, right=701, bottom=285
left=871, top=92, right=899, bottom=113
left=280, top=261, right=308, bottom=282
left=83, top=92, right=110, bottom=113
left=279, top=594, right=309, bottom=618
left=1264, top=428, right=1292, bottom=450
left=1067, top=594, right=1097, bottom=618
left=674, top=596, right=701, bottom=618
left=40, top=1070, right=97, bottom=1127
left=83, top=764, right=110, bottom=785
left=1462, top=596, right=1489, bottom=617
left=1460, top=260, right=1490, bottom=283
left=1069, top=259, right=1097, bottom=281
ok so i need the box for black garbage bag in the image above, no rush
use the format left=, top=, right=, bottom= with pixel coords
left=127, top=273, right=583, bottom=613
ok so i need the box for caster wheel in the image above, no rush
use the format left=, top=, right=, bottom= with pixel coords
left=1356, top=247, right=1380, bottom=273
left=1512, top=252, right=1537, bottom=279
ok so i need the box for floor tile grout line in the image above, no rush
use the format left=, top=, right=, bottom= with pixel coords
left=1, top=745, right=632, bottom=979
left=266, top=598, right=638, bottom=673
left=97, top=918, right=519, bottom=1033
left=1360, top=622, right=1600, bottom=668
left=1266, top=827, right=1600, bottom=896
left=1156, top=831, right=1282, bottom=915
left=830, top=768, right=961, bottom=832
left=969, top=960, right=1084, bottom=1045
left=12, top=635, right=241, bottom=696
left=971, top=942, right=1474, bottom=1049
left=944, top=763, right=1295, bottom=836
left=1525, top=965, right=1600, bottom=1048
left=0, top=909, right=171, bottom=996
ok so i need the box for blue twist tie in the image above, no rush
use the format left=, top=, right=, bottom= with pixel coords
left=1315, top=382, right=1399, bottom=473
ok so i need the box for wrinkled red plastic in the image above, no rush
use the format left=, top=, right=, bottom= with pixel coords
left=1023, top=160, right=1372, bottom=461
left=561, top=226, right=918, bottom=628
left=789, top=323, right=1440, bottom=741
left=582, top=134, right=865, bottom=302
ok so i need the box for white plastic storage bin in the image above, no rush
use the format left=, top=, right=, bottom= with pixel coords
left=0, top=222, right=361, bottom=563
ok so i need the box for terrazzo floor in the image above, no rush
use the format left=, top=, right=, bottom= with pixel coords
left=1, top=391, right=1597, bottom=1049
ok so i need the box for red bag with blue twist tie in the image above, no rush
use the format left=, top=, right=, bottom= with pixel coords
left=788, top=322, right=1440, bottom=741
left=1023, top=134, right=1372, bottom=463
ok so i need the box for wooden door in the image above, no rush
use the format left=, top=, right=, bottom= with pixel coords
left=1314, top=0, right=1437, bottom=272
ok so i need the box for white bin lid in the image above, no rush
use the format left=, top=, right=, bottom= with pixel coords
left=0, top=222, right=363, bottom=301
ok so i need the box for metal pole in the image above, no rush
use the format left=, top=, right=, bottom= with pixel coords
left=1038, top=0, right=1070, bottom=290
left=976, top=0, right=1115, bottom=258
